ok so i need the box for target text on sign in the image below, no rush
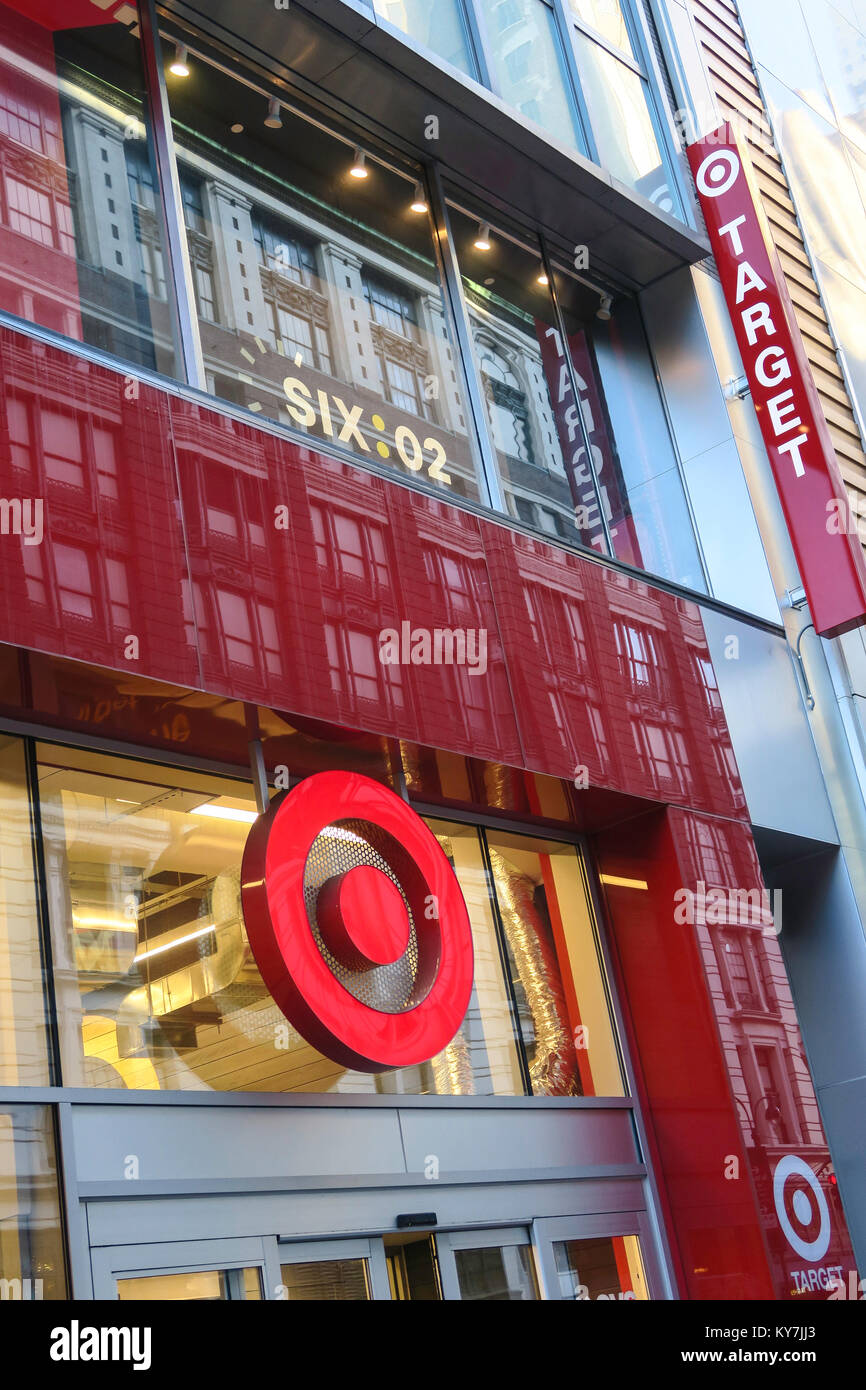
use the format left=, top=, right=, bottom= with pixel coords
left=687, top=125, right=866, bottom=638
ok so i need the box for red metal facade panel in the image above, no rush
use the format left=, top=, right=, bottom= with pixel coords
left=0, top=329, right=199, bottom=686
left=596, top=807, right=857, bottom=1300
left=0, top=323, right=747, bottom=817
left=170, top=396, right=523, bottom=766
left=480, top=520, right=747, bottom=819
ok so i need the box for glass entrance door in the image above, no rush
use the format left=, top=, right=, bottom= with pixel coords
left=90, top=1237, right=270, bottom=1300
left=435, top=1228, right=539, bottom=1300
left=93, top=1218, right=660, bottom=1299
left=276, top=1237, right=390, bottom=1300
left=533, top=1214, right=654, bottom=1299
left=277, top=1227, right=539, bottom=1300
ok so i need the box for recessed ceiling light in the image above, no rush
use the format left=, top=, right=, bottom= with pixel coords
left=410, top=182, right=428, bottom=213
left=189, top=802, right=258, bottom=824
left=230, top=122, right=244, bottom=134
left=134, top=924, right=216, bottom=965
left=349, top=148, right=368, bottom=179
left=169, top=44, right=190, bottom=78
left=264, top=97, right=283, bottom=130
left=484, top=277, right=495, bottom=286
left=474, top=221, right=491, bottom=251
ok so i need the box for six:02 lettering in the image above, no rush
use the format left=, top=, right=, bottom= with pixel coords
left=282, top=375, right=451, bottom=485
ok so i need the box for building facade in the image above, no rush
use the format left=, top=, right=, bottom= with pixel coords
left=0, top=0, right=862, bottom=1302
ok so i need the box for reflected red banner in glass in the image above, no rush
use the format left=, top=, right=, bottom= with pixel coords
left=535, top=318, right=642, bottom=565
left=688, top=123, right=866, bottom=638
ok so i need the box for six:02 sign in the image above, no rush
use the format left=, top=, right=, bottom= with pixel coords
left=282, top=374, right=452, bottom=484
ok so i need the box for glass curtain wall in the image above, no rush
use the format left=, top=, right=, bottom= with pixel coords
left=449, top=202, right=706, bottom=588
left=0, top=3, right=704, bottom=590
left=476, top=0, right=583, bottom=147
left=35, top=740, right=624, bottom=1099
left=370, top=0, right=678, bottom=208
left=565, top=0, right=676, bottom=209
left=372, top=1, right=478, bottom=77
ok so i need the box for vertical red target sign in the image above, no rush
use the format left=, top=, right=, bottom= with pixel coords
left=688, top=123, right=866, bottom=637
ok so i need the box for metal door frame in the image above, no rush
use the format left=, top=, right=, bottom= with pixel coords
left=435, top=1224, right=537, bottom=1300
left=533, top=1210, right=662, bottom=1300
left=275, top=1235, right=391, bottom=1300
left=90, top=1235, right=269, bottom=1300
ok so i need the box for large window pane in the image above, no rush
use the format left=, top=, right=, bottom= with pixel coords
left=165, top=59, right=482, bottom=503
left=0, top=735, right=52, bottom=1085
left=486, top=830, right=625, bottom=1097
left=37, top=745, right=521, bottom=1095
left=573, top=31, right=672, bottom=208
left=478, top=0, right=581, bottom=146
left=0, top=1104, right=66, bottom=1299
left=450, top=206, right=610, bottom=551
left=557, top=282, right=707, bottom=590
left=567, top=0, right=634, bottom=56
left=39, top=740, right=626, bottom=1099
left=0, top=2, right=176, bottom=374
left=372, top=0, right=477, bottom=76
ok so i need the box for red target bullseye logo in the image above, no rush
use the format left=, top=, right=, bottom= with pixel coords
left=773, top=1155, right=831, bottom=1262
left=240, top=771, right=474, bottom=1072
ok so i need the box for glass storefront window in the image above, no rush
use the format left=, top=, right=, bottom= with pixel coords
left=477, top=0, right=582, bottom=147
left=485, top=830, right=624, bottom=1097
left=448, top=204, right=704, bottom=585
left=0, top=2, right=176, bottom=375
left=37, top=740, right=623, bottom=1098
left=553, top=1234, right=649, bottom=1299
left=552, top=268, right=707, bottom=589
left=372, top=0, right=477, bottom=77
left=0, top=735, right=52, bottom=1085
left=163, top=59, right=483, bottom=503
left=0, top=1104, right=67, bottom=1299
left=449, top=205, right=607, bottom=549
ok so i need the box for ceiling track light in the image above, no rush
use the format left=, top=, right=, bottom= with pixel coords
left=169, top=43, right=190, bottom=78
left=410, top=182, right=428, bottom=213
left=597, top=293, right=613, bottom=321
left=264, top=97, right=283, bottom=129
left=474, top=221, right=492, bottom=251
left=349, top=147, right=368, bottom=178
left=537, top=262, right=549, bottom=286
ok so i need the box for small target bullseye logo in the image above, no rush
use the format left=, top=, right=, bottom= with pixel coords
left=241, top=771, right=474, bottom=1071
left=695, top=148, right=741, bottom=198
left=773, top=1155, right=831, bottom=1263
